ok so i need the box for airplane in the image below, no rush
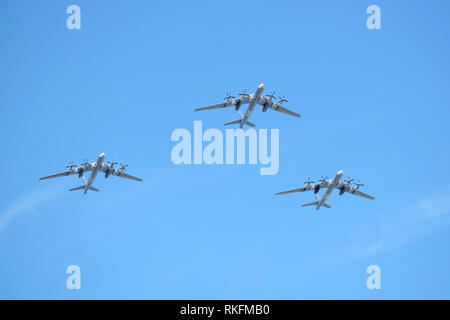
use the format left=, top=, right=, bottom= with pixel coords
left=194, top=83, right=301, bottom=128
left=38, top=152, right=143, bottom=194
left=275, top=170, right=375, bottom=210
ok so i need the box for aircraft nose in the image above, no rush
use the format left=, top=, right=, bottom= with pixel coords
left=338, top=170, right=344, bottom=176
left=100, top=153, right=105, bottom=158
left=258, top=83, right=265, bottom=89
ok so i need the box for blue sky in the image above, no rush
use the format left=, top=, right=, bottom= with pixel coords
left=1, top=0, right=450, bottom=299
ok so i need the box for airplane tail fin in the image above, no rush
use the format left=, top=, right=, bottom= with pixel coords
left=89, top=186, right=99, bottom=192
left=224, top=120, right=256, bottom=128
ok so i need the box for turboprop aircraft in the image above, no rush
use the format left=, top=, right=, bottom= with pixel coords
left=275, top=170, right=375, bottom=210
left=38, top=153, right=143, bottom=194
left=194, top=83, right=301, bottom=128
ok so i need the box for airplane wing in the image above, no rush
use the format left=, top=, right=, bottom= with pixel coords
left=346, top=188, right=375, bottom=200
left=194, top=102, right=228, bottom=111
left=274, top=106, right=301, bottom=118
left=39, top=170, right=75, bottom=180
left=257, top=96, right=269, bottom=105
left=195, top=99, right=239, bottom=111
left=318, top=180, right=330, bottom=188
left=112, top=170, right=143, bottom=182
left=337, top=183, right=375, bottom=200
left=275, top=186, right=311, bottom=195
left=99, top=165, right=111, bottom=173
left=307, top=180, right=330, bottom=189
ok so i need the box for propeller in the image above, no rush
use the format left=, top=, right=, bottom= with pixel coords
left=304, top=177, right=315, bottom=185
left=104, top=160, right=117, bottom=178
left=81, top=159, right=89, bottom=166
left=107, top=160, right=118, bottom=167
left=224, top=92, right=235, bottom=101
left=265, top=91, right=276, bottom=100
left=119, top=163, right=128, bottom=171
left=344, top=177, right=354, bottom=185
left=319, top=176, right=328, bottom=183
left=66, top=161, right=77, bottom=170
left=278, top=96, right=288, bottom=104
left=238, top=89, right=248, bottom=97
left=354, top=181, right=365, bottom=189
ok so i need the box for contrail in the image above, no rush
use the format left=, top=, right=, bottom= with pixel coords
left=312, top=189, right=450, bottom=265
left=0, top=184, right=62, bottom=233
left=345, top=190, right=450, bottom=260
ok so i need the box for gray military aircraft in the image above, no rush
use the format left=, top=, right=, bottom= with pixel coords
left=276, top=170, right=375, bottom=210
left=194, top=83, right=301, bottom=128
left=38, top=152, right=143, bottom=194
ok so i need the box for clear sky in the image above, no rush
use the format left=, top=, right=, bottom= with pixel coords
left=1, top=0, right=450, bottom=299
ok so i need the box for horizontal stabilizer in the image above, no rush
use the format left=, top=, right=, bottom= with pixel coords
left=244, top=120, right=256, bottom=128
left=69, top=185, right=85, bottom=192
left=302, top=201, right=318, bottom=207
left=224, top=120, right=255, bottom=128
left=69, top=185, right=99, bottom=192
left=224, top=120, right=241, bottom=126
left=302, top=201, right=331, bottom=209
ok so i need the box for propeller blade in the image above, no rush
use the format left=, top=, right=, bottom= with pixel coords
left=355, top=180, right=365, bottom=187
left=238, top=90, right=248, bottom=96
left=66, top=161, right=77, bottom=169
left=304, top=177, right=315, bottom=184
left=278, top=96, right=288, bottom=103
left=266, top=91, right=276, bottom=99
left=224, top=92, right=235, bottom=100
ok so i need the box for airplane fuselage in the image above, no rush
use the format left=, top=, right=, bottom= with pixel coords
left=240, top=83, right=265, bottom=128
left=84, top=153, right=105, bottom=193
left=317, top=170, right=343, bottom=209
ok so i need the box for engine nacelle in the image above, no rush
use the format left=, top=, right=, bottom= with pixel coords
left=339, top=187, right=345, bottom=195
left=235, top=101, right=241, bottom=111
left=262, top=103, right=269, bottom=112
left=105, top=171, right=110, bottom=179
left=78, top=169, right=84, bottom=178
left=314, top=185, right=320, bottom=194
